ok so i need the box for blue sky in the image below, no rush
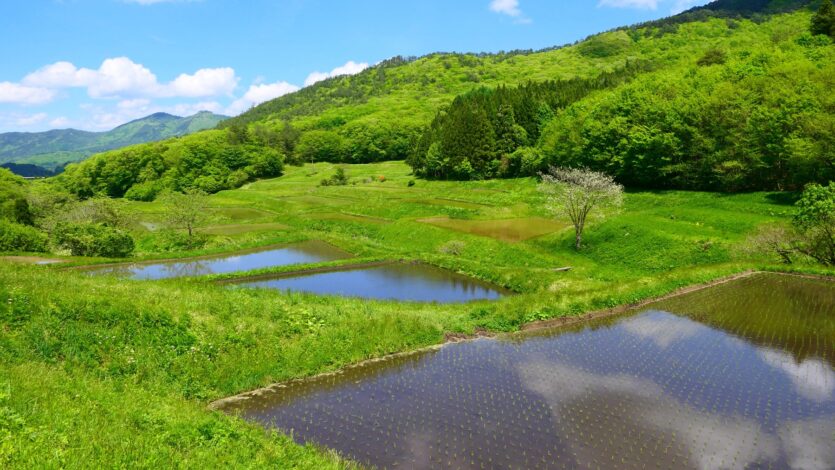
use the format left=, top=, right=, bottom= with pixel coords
left=0, top=0, right=709, bottom=132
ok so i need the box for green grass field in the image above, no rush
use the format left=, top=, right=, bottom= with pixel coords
left=1, top=161, right=828, bottom=467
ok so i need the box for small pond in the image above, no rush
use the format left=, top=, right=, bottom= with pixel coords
left=219, top=273, right=835, bottom=469
left=233, top=263, right=510, bottom=303
left=86, top=241, right=350, bottom=280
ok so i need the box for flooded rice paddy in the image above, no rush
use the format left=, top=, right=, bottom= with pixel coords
left=233, top=262, right=510, bottom=303
left=86, top=241, right=350, bottom=280
left=220, top=273, right=835, bottom=469
left=311, top=212, right=391, bottom=225
left=407, top=198, right=491, bottom=210
left=419, top=216, right=568, bottom=242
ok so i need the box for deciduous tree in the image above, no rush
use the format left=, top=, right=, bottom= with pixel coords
left=539, top=167, right=623, bottom=250
left=162, top=189, right=208, bottom=239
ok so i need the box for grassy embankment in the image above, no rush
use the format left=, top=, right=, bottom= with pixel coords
left=1, top=161, right=831, bottom=467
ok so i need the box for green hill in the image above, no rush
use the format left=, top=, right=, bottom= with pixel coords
left=58, top=0, right=832, bottom=199
left=0, top=111, right=228, bottom=170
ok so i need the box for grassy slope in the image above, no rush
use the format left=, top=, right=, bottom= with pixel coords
left=5, top=161, right=831, bottom=467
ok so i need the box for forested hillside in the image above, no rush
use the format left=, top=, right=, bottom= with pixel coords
left=57, top=0, right=832, bottom=198
left=410, top=12, right=834, bottom=190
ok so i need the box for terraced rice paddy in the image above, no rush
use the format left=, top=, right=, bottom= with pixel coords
left=310, top=212, right=391, bottom=225
left=407, top=198, right=491, bottom=210
left=233, top=262, right=510, bottom=303
left=85, top=241, right=350, bottom=279
left=212, top=207, right=275, bottom=221
left=199, top=222, right=290, bottom=235
left=219, top=273, right=835, bottom=469
left=418, top=216, right=568, bottom=242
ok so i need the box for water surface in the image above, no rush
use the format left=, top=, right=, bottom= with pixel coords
left=236, top=263, right=509, bottom=303
left=220, top=274, right=835, bottom=469
left=87, top=241, right=350, bottom=280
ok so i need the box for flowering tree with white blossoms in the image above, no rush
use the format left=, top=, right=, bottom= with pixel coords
left=539, top=167, right=624, bottom=250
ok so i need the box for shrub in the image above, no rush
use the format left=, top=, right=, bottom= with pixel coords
left=407, top=179, right=416, bottom=187
left=320, top=168, right=349, bottom=187
left=438, top=240, right=466, bottom=256
left=148, top=230, right=209, bottom=252
left=0, top=220, right=48, bottom=252
left=52, top=223, right=135, bottom=257
left=697, top=48, right=727, bottom=66
left=124, top=181, right=163, bottom=202
left=793, top=182, right=835, bottom=265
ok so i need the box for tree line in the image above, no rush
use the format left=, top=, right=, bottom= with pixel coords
left=407, top=25, right=834, bottom=191
left=407, top=62, right=649, bottom=180
left=59, top=129, right=284, bottom=201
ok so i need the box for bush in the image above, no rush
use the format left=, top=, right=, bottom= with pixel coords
left=52, top=223, right=135, bottom=257
left=0, top=221, right=48, bottom=252
left=793, top=182, right=835, bottom=265
left=320, top=168, right=349, bottom=187
left=148, top=230, right=209, bottom=252
left=697, top=48, right=727, bottom=66
left=124, top=181, right=163, bottom=202
left=438, top=240, right=466, bottom=256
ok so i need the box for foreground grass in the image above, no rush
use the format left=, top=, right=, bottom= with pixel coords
left=3, top=162, right=831, bottom=467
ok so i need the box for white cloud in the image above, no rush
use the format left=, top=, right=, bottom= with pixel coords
left=166, top=67, right=237, bottom=97
left=303, top=60, right=368, bottom=87
left=15, top=113, right=49, bottom=126
left=778, top=417, right=835, bottom=470
left=49, top=116, right=71, bottom=128
left=620, top=311, right=706, bottom=348
left=758, top=348, right=835, bottom=402
left=0, top=82, right=56, bottom=105
left=489, top=0, right=522, bottom=16
left=488, top=0, right=531, bottom=24
left=518, top=361, right=781, bottom=469
left=23, top=57, right=237, bottom=99
left=226, top=81, right=300, bottom=115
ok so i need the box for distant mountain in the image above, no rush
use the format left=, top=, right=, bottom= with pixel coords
left=0, top=162, right=59, bottom=178
left=0, top=111, right=228, bottom=170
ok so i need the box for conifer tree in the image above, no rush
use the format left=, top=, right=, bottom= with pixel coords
left=811, top=0, right=835, bottom=37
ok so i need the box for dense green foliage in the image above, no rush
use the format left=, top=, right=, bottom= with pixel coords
left=60, top=130, right=284, bottom=200
left=538, top=35, right=834, bottom=190
left=408, top=62, right=647, bottom=179
left=811, top=0, right=835, bottom=36
left=794, top=182, right=835, bottom=264
left=52, top=223, right=135, bottom=257
left=0, top=169, right=33, bottom=225
left=0, top=111, right=227, bottom=170
left=0, top=220, right=47, bottom=252
left=56, top=10, right=831, bottom=195
left=408, top=12, right=834, bottom=190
